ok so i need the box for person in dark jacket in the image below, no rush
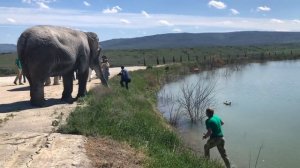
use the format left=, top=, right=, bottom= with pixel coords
left=118, top=66, right=131, bottom=89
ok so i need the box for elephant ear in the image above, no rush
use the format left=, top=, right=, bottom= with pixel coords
left=86, top=32, right=100, bottom=56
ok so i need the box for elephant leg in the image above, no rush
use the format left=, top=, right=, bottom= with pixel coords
left=30, top=80, right=45, bottom=107
left=76, top=69, right=89, bottom=99
left=61, top=72, right=74, bottom=104
left=45, top=77, right=51, bottom=86
left=53, top=76, right=59, bottom=85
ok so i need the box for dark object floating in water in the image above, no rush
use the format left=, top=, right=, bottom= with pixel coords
left=224, top=101, right=231, bottom=106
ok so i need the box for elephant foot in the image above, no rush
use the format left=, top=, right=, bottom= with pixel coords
left=61, top=96, right=74, bottom=104
left=30, top=98, right=46, bottom=107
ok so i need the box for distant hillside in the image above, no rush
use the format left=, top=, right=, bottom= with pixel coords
left=0, top=44, right=16, bottom=53
left=101, top=31, right=300, bottom=49
left=3, top=31, right=300, bottom=52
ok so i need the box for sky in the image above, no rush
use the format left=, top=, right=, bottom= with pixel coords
left=1, top=0, right=300, bottom=44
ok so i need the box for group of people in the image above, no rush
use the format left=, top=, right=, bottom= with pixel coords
left=13, top=56, right=131, bottom=89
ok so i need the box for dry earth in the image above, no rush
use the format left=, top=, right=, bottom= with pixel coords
left=0, top=66, right=145, bottom=168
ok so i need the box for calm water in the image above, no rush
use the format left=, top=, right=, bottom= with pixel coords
left=158, top=60, right=300, bottom=168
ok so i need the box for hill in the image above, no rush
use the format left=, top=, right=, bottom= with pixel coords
left=0, top=44, right=16, bottom=53
left=101, top=31, right=300, bottom=49
left=3, top=31, right=300, bottom=52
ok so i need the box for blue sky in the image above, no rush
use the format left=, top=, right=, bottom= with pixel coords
left=1, top=0, right=300, bottom=44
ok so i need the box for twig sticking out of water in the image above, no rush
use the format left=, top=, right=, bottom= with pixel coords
left=249, top=152, right=251, bottom=168
left=255, top=143, right=264, bottom=168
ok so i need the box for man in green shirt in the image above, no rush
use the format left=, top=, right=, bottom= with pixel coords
left=203, top=108, right=231, bottom=168
left=14, top=58, right=23, bottom=85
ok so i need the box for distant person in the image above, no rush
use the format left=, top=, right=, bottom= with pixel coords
left=88, top=68, right=92, bottom=82
left=13, top=57, right=23, bottom=85
left=101, top=55, right=110, bottom=83
left=118, top=66, right=131, bottom=89
left=203, top=108, right=231, bottom=168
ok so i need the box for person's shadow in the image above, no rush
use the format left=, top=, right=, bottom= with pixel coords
left=0, top=98, right=65, bottom=113
left=7, top=86, right=30, bottom=92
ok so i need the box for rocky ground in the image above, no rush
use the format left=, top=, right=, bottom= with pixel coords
left=0, top=66, right=145, bottom=168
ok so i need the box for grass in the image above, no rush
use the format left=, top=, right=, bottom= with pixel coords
left=2, top=43, right=300, bottom=76
left=0, top=52, right=17, bottom=76
left=102, top=43, right=300, bottom=67
left=59, top=66, right=223, bottom=168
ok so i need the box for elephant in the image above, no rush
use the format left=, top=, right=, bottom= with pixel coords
left=17, top=25, right=108, bottom=106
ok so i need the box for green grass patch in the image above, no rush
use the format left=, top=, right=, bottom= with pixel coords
left=59, top=66, right=223, bottom=168
left=0, top=52, right=17, bottom=76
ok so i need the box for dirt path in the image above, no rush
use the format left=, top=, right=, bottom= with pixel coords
left=0, top=66, right=145, bottom=168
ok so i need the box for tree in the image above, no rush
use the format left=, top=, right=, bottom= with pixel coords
left=156, top=57, right=160, bottom=65
left=173, top=56, right=175, bottom=63
left=177, top=77, right=217, bottom=123
left=163, top=56, right=166, bottom=64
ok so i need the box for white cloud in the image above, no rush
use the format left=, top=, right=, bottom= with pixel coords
left=257, top=6, right=271, bottom=12
left=158, top=20, right=173, bottom=26
left=7, top=18, right=16, bottom=23
left=120, top=19, right=130, bottom=24
left=22, top=0, right=56, bottom=4
left=172, top=28, right=182, bottom=33
left=83, top=1, right=90, bottom=7
left=208, top=0, right=227, bottom=9
left=292, top=19, right=300, bottom=23
left=141, top=10, right=150, bottom=18
left=230, top=9, right=239, bottom=15
left=22, top=0, right=32, bottom=3
left=270, top=19, right=284, bottom=24
left=36, top=2, right=49, bottom=9
left=102, top=6, right=122, bottom=14
left=2, top=7, right=300, bottom=33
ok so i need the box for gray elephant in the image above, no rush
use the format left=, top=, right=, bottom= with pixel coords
left=17, top=25, right=108, bottom=106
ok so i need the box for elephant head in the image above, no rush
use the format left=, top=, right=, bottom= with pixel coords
left=86, top=32, right=108, bottom=86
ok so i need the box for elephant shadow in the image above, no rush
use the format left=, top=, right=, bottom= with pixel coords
left=0, top=98, right=64, bottom=113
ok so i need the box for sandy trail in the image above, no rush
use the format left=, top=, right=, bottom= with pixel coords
left=0, top=66, right=145, bottom=168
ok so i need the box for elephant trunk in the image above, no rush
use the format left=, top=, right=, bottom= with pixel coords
left=94, top=66, right=108, bottom=87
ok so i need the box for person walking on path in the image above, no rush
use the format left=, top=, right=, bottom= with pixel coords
left=118, top=66, right=131, bottom=89
left=203, top=108, right=231, bottom=168
left=14, top=57, right=24, bottom=85
left=101, top=55, right=110, bottom=83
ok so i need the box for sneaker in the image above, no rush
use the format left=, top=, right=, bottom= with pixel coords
left=14, top=81, right=17, bottom=85
left=19, top=83, right=24, bottom=85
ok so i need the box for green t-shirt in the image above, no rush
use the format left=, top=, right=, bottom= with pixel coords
left=15, top=58, right=22, bottom=69
left=205, top=115, right=224, bottom=138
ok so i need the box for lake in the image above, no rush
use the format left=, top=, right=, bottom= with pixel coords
left=158, top=60, right=300, bottom=168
